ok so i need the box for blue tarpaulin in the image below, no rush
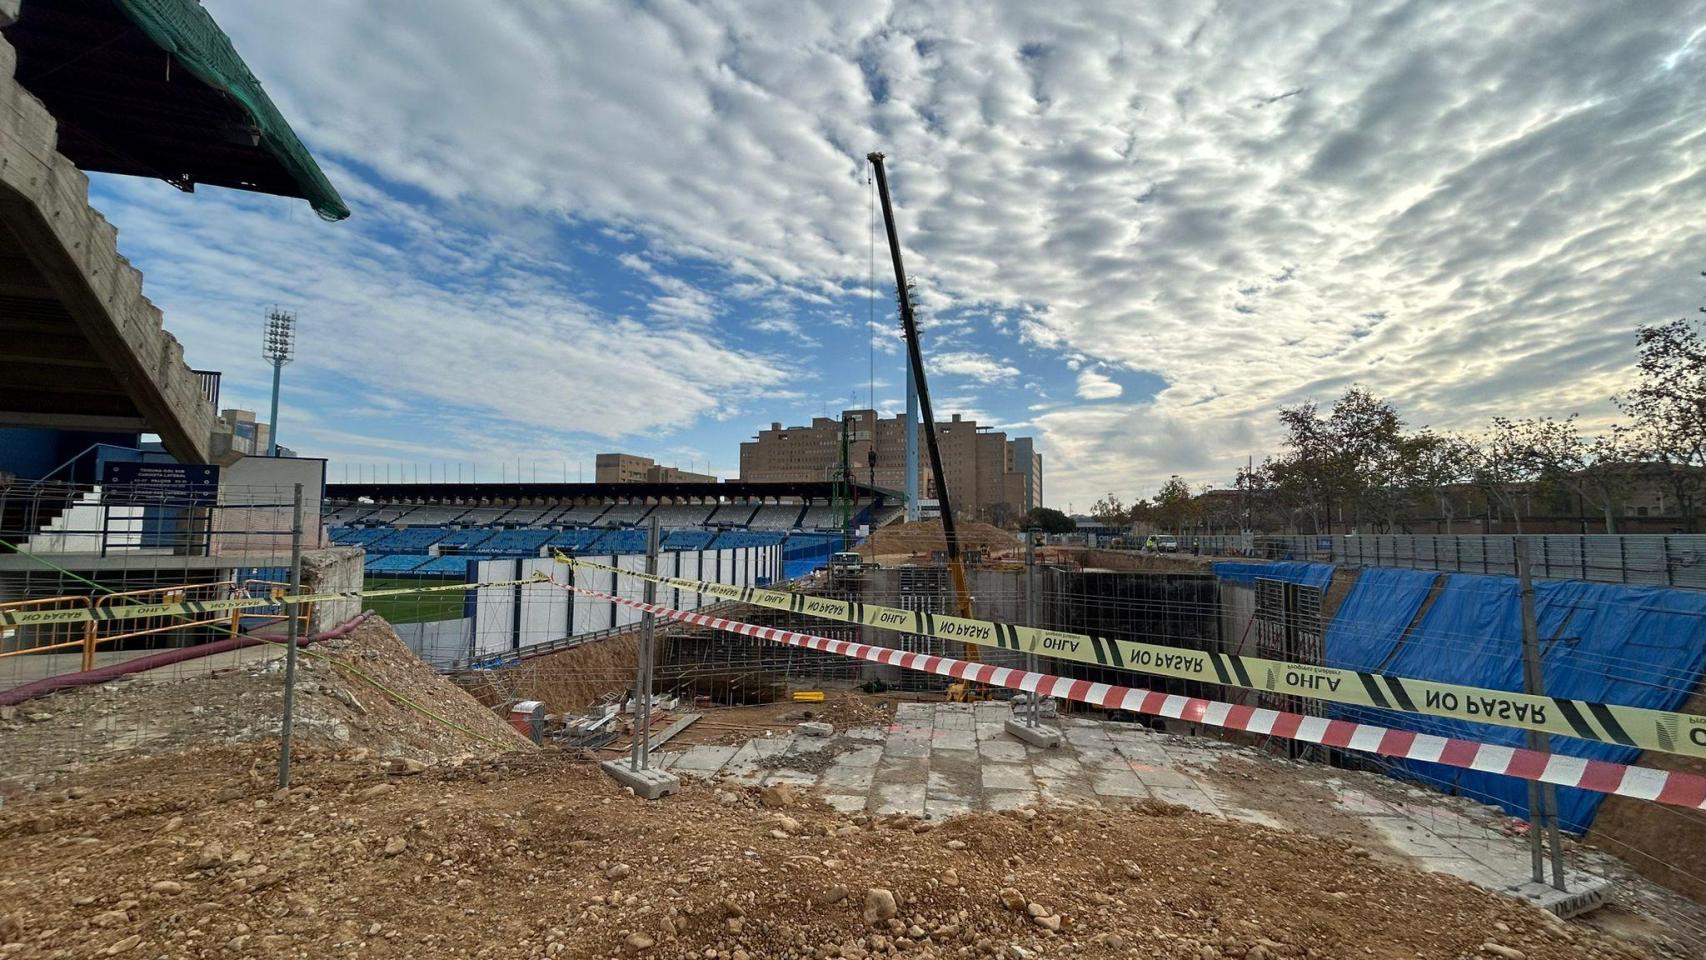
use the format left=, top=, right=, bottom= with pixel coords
left=1322, top=568, right=1439, bottom=672
left=1330, top=574, right=1706, bottom=830
left=1211, top=560, right=1336, bottom=591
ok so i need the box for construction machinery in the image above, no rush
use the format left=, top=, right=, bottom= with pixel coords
left=866, top=152, right=980, bottom=671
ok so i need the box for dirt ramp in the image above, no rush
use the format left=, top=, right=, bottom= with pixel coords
left=0, top=617, right=529, bottom=793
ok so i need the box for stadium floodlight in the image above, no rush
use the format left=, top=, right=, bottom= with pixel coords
left=262, top=308, right=295, bottom=457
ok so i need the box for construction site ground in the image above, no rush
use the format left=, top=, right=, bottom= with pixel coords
left=0, top=619, right=1700, bottom=959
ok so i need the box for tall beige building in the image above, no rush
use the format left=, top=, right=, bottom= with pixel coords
left=596, top=453, right=716, bottom=484
left=738, top=409, right=1043, bottom=520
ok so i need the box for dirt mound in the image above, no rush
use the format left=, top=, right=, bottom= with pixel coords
left=459, top=631, right=640, bottom=715
left=861, top=520, right=1019, bottom=558
left=0, top=748, right=1650, bottom=960
left=0, top=618, right=529, bottom=795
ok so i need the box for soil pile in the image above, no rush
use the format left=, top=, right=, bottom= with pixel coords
left=0, top=618, right=529, bottom=795
left=0, top=747, right=1652, bottom=960
left=861, top=520, right=1020, bottom=559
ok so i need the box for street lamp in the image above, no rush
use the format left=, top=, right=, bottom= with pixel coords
left=262, top=308, right=295, bottom=457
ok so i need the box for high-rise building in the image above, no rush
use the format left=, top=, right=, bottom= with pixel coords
left=738, top=409, right=1042, bottom=520
left=595, top=453, right=716, bottom=484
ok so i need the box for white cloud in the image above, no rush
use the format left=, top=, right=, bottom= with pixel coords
left=1075, top=369, right=1123, bottom=400
left=930, top=351, right=1021, bottom=383
left=149, top=2, right=1706, bottom=506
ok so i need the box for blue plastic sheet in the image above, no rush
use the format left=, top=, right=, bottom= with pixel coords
left=1331, top=574, right=1706, bottom=830
left=1212, top=560, right=1336, bottom=591
left=1322, top=568, right=1439, bottom=672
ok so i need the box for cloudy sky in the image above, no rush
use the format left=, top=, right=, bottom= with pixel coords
left=90, top=1, right=1706, bottom=510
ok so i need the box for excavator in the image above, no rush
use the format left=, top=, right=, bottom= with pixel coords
left=867, top=152, right=981, bottom=702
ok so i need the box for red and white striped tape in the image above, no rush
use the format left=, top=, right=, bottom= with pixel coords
left=566, top=584, right=1706, bottom=812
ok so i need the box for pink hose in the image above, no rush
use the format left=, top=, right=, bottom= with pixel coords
left=0, top=611, right=377, bottom=707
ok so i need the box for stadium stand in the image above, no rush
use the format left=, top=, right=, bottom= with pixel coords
left=662, top=529, right=716, bottom=550
left=546, top=528, right=604, bottom=551
left=416, top=555, right=486, bottom=577
left=325, top=506, right=376, bottom=526
left=646, top=504, right=715, bottom=527
left=711, top=531, right=786, bottom=549
left=596, top=504, right=654, bottom=527
left=747, top=504, right=806, bottom=530
left=457, top=506, right=513, bottom=525
left=330, top=527, right=391, bottom=546
left=369, top=527, right=449, bottom=554
left=481, top=529, right=554, bottom=556
left=436, top=529, right=497, bottom=551
left=593, top=529, right=650, bottom=553
left=361, top=506, right=419, bottom=524
left=500, top=505, right=559, bottom=526
left=365, top=554, right=429, bottom=574
left=400, top=506, right=468, bottom=526
left=557, top=503, right=611, bottom=525
left=706, top=502, right=758, bottom=526
left=797, top=505, right=840, bottom=531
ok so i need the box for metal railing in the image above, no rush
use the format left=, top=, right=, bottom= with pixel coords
left=1181, top=533, right=1706, bottom=589
left=0, top=578, right=311, bottom=673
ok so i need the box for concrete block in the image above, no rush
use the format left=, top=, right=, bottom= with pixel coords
left=798, top=720, right=834, bottom=738
left=599, top=759, right=680, bottom=800
left=1504, top=876, right=1611, bottom=919
left=1003, top=718, right=1062, bottom=748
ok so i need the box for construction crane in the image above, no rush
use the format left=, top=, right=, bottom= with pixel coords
left=866, top=152, right=980, bottom=679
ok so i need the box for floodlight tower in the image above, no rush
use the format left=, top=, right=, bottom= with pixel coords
left=262, top=308, right=295, bottom=457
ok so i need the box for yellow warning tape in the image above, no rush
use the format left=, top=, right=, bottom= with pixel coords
left=557, top=554, right=1706, bottom=759
left=0, top=574, right=551, bottom=628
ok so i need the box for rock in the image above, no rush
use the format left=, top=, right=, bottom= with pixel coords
left=25, top=712, right=52, bottom=723
left=626, top=932, right=656, bottom=953
left=67, top=786, right=89, bottom=800
left=382, top=837, right=408, bottom=857
left=385, top=757, right=427, bottom=776
left=863, top=888, right=898, bottom=924
left=92, top=911, right=128, bottom=928
left=194, top=842, right=227, bottom=869
left=941, top=868, right=959, bottom=886
left=1005, top=947, right=1033, bottom=960
left=1121, top=861, right=1141, bottom=880
left=1031, top=915, right=1060, bottom=932
left=799, top=721, right=834, bottom=737
left=721, top=898, right=745, bottom=917
left=1104, top=935, right=1126, bottom=950
left=814, top=885, right=850, bottom=906
left=769, top=830, right=792, bottom=840
left=0, top=917, right=18, bottom=942
left=1245, top=947, right=1268, bottom=960
left=607, top=863, right=632, bottom=880
left=105, top=935, right=140, bottom=955
left=716, top=791, right=738, bottom=808
left=777, top=815, right=803, bottom=834
left=355, top=784, right=393, bottom=801
left=945, top=839, right=967, bottom=850
left=1025, top=903, right=1047, bottom=919
left=1480, top=946, right=1525, bottom=960
left=998, top=889, right=1026, bottom=912
left=911, top=821, right=936, bottom=833
left=149, top=880, right=183, bottom=896
left=760, top=784, right=799, bottom=809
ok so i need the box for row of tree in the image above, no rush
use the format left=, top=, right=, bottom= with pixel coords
left=1089, top=306, right=1706, bottom=534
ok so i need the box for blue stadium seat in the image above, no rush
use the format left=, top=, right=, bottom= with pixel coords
left=481, top=529, right=554, bottom=556
left=368, top=527, right=449, bottom=554
left=364, top=554, right=429, bottom=574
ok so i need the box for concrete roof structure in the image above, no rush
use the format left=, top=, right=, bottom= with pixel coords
left=0, top=0, right=346, bottom=464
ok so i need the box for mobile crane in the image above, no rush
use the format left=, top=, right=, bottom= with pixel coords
left=866, top=152, right=980, bottom=685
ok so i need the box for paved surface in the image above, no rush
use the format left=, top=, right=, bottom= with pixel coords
left=656, top=702, right=1608, bottom=913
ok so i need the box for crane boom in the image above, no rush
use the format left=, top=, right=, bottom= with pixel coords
left=866, top=152, right=979, bottom=647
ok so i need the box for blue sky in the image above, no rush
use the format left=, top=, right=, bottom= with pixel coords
left=84, top=1, right=1706, bottom=509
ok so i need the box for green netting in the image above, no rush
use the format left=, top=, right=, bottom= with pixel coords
left=113, top=0, right=350, bottom=221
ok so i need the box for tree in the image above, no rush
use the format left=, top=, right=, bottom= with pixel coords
left=1614, top=304, right=1706, bottom=532
left=1516, top=415, right=1629, bottom=533
left=1152, top=476, right=1196, bottom=532
left=1404, top=430, right=1475, bottom=533
left=1090, top=492, right=1128, bottom=525
left=1464, top=418, right=1543, bottom=532
left=1026, top=506, right=1074, bottom=535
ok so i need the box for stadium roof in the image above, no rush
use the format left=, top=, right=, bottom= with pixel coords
left=325, top=480, right=902, bottom=504
left=2, top=0, right=349, bottom=220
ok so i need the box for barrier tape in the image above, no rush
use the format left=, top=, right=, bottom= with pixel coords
left=0, top=574, right=551, bottom=628
left=567, top=582, right=1706, bottom=812
left=557, top=555, right=1706, bottom=760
